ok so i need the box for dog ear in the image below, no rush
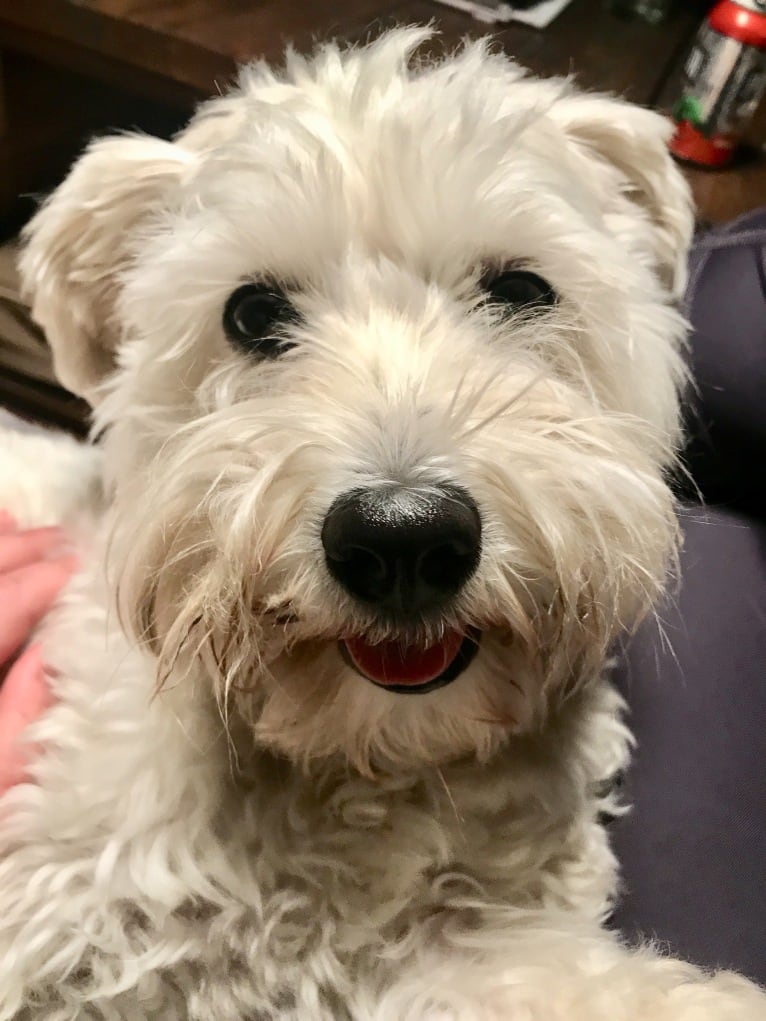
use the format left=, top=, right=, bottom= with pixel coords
left=19, top=135, right=193, bottom=402
left=551, top=97, right=694, bottom=298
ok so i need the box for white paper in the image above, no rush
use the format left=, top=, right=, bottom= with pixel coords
left=433, top=0, right=574, bottom=28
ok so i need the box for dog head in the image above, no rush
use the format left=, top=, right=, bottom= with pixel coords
left=20, top=29, right=692, bottom=774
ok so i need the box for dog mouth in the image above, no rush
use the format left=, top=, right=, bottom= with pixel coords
left=340, top=629, right=480, bottom=694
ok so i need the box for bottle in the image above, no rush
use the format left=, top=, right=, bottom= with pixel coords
left=670, top=0, right=766, bottom=168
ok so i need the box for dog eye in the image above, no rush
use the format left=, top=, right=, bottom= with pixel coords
left=484, top=270, right=557, bottom=310
left=223, top=283, right=297, bottom=358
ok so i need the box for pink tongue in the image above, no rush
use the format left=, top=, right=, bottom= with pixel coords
left=344, top=631, right=463, bottom=687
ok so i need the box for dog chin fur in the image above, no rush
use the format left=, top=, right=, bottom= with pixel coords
left=1, top=26, right=764, bottom=1020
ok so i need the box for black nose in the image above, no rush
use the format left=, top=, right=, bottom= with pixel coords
left=321, top=484, right=481, bottom=615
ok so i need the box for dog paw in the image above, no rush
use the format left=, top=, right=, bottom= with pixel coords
left=665, top=971, right=766, bottom=1021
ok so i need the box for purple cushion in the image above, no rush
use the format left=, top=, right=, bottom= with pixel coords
left=682, top=209, right=766, bottom=513
left=610, top=506, right=766, bottom=985
left=610, top=209, right=766, bottom=985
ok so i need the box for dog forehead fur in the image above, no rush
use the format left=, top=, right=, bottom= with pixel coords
left=3, top=25, right=766, bottom=1021
left=131, top=34, right=684, bottom=421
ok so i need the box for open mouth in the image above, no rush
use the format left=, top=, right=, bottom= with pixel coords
left=340, top=629, right=480, bottom=694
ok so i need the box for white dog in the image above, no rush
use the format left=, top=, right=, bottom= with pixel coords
left=0, top=28, right=763, bottom=1020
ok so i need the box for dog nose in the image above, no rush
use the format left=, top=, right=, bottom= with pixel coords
left=321, top=484, right=481, bottom=614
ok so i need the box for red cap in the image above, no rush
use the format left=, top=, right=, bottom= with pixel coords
left=709, top=0, right=766, bottom=49
left=669, top=120, right=736, bottom=167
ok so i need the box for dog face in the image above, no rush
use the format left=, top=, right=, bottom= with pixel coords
left=21, top=30, right=692, bottom=774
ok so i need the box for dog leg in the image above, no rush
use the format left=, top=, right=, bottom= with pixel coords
left=363, top=916, right=766, bottom=1021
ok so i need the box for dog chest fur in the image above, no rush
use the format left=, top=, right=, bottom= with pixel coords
left=0, top=446, right=624, bottom=1015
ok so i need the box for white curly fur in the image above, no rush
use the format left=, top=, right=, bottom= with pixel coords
left=1, top=28, right=764, bottom=1020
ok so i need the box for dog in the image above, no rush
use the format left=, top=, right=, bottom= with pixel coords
left=1, top=27, right=764, bottom=1020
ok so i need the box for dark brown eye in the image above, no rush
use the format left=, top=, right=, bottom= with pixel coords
left=485, top=270, right=557, bottom=310
left=223, top=283, right=298, bottom=358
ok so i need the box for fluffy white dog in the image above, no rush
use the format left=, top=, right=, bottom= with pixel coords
left=1, top=28, right=764, bottom=1020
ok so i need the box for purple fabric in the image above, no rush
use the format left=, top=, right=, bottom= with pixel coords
left=610, top=507, right=766, bottom=985
left=610, top=209, right=766, bottom=986
left=682, top=210, right=766, bottom=513
left=685, top=209, right=766, bottom=444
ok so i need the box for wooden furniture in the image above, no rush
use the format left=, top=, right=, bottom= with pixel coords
left=0, top=0, right=764, bottom=430
left=3, top=0, right=765, bottom=220
left=0, top=0, right=704, bottom=103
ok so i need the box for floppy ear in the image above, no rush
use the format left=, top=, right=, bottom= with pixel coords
left=19, top=135, right=193, bottom=402
left=551, top=97, right=694, bottom=298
